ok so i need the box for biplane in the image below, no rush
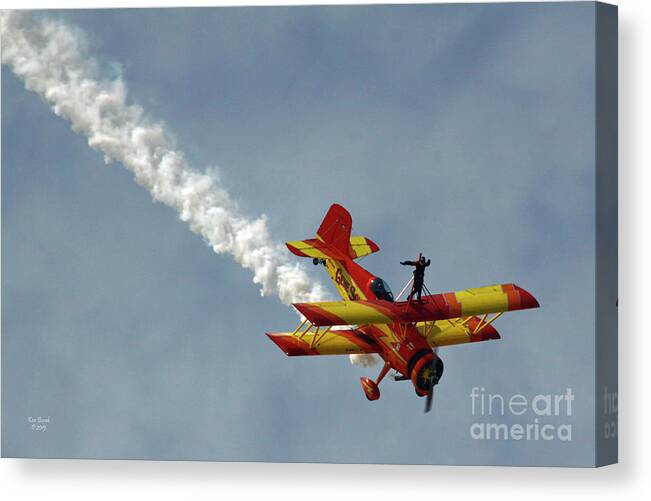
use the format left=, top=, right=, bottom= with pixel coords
left=267, top=204, right=539, bottom=412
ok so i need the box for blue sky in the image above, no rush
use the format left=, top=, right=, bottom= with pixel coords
left=3, top=3, right=598, bottom=465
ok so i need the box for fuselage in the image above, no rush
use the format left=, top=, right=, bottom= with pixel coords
left=323, top=257, right=433, bottom=384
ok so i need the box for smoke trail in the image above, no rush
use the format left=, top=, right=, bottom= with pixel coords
left=0, top=10, right=324, bottom=305
left=1, top=11, right=377, bottom=366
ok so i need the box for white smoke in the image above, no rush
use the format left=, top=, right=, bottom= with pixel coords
left=0, top=10, right=322, bottom=305
left=0, top=11, right=378, bottom=367
left=349, top=354, right=379, bottom=367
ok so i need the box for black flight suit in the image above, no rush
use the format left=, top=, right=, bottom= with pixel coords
left=400, top=257, right=431, bottom=302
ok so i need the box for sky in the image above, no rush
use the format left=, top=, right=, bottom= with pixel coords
left=2, top=2, right=600, bottom=465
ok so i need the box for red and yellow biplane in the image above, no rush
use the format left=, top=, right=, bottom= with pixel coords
left=267, top=204, right=539, bottom=412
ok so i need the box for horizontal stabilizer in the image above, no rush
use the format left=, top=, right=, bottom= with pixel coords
left=286, top=235, right=379, bottom=261
left=349, top=235, right=380, bottom=259
left=286, top=238, right=339, bottom=260
left=286, top=204, right=379, bottom=261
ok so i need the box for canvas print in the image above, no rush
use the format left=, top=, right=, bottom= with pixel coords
left=1, top=2, right=617, bottom=467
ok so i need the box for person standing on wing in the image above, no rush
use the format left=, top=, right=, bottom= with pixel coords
left=400, top=253, right=431, bottom=303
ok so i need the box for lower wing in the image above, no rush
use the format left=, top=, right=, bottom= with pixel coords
left=417, top=316, right=501, bottom=348
left=266, top=329, right=379, bottom=356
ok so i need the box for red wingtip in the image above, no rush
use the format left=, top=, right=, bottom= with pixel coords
left=516, top=286, right=540, bottom=309
left=267, top=333, right=314, bottom=356
left=266, top=333, right=291, bottom=355
left=471, top=323, right=501, bottom=342
left=366, top=238, right=380, bottom=253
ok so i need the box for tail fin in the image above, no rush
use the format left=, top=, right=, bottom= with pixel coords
left=286, top=204, right=379, bottom=261
left=316, top=204, right=353, bottom=256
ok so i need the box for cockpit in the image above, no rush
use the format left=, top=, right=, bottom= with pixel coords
left=370, top=277, right=394, bottom=302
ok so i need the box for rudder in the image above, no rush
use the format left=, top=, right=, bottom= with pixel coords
left=316, top=204, right=353, bottom=256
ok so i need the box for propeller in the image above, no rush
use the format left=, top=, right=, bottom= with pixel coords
left=424, top=370, right=436, bottom=413
left=424, top=348, right=440, bottom=414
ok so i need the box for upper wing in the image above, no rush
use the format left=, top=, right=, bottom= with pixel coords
left=266, top=329, right=379, bottom=356
left=293, top=283, right=539, bottom=326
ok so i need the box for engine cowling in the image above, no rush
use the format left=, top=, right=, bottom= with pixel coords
left=410, top=352, right=444, bottom=396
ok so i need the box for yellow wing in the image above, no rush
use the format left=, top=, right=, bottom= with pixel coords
left=417, top=317, right=501, bottom=348
left=293, top=284, right=539, bottom=326
left=267, top=328, right=379, bottom=356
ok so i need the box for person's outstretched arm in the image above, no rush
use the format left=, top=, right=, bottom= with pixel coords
left=400, top=260, right=417, bottom=266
